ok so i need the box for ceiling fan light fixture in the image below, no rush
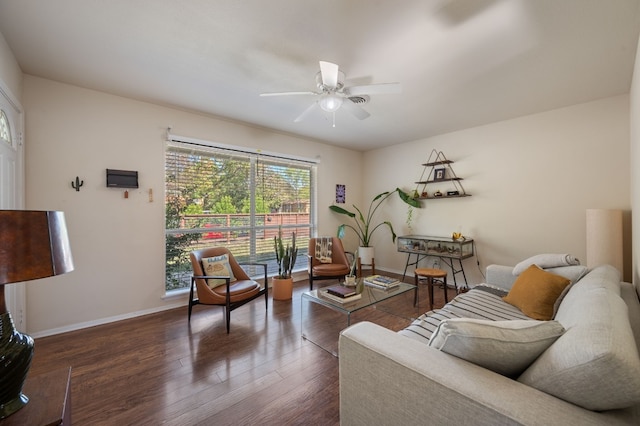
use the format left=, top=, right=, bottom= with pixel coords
left=319, top=93, right=343, bottom=112
left=262, top=61, right=398, bottom=123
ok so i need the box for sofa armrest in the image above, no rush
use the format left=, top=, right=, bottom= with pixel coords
left=485, top=264, right=517, bottom=291
left=339, top=322, right=630, bottom=426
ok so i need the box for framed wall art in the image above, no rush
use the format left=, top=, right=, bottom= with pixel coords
left=336, top=184, right=346, bottom=203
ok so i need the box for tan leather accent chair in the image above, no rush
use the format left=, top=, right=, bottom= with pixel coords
left=189, top=247, right=267, bottom=333
left=307, top=237, right=352, bottom=290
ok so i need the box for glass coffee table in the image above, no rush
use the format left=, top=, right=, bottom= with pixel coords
left=301, top=279, right=417, bottom=356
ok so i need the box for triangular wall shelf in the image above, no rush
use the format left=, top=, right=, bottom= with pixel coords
left=414, top=150, right=471, bottom=199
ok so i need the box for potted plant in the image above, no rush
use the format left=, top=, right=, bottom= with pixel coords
left=329, top=188, right=420, bottom=264
left=345, top=256, right=357, bottom=286
left=272, top=226, right=298, bottom=300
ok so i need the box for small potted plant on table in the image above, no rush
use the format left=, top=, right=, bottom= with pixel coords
left=344, top=256, right=357, bottom=286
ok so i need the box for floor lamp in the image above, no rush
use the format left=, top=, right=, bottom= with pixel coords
left=0, top=210, right=74, bottom=419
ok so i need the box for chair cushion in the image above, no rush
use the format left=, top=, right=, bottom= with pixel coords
left=312, top=263, right=350, bottom=276
left=428, top=318, right=565, bottom=378
left=211, top=279, right=261, bottom=302
left=503, top=265, right=571, bottom=320
left=202, top=254, right=237, bottom=288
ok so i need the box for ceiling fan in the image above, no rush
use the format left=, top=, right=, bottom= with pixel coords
left=260, top=61, right=401, bottom=126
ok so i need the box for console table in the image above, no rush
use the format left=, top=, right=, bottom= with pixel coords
left=397, top=235, right=474, bottom=289
left=0, top=367, right=71, bottom=426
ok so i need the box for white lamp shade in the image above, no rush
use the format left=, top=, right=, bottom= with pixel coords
left=586, top=209, right=623, bottom=275
left=319, top=93, right=343, bottom=112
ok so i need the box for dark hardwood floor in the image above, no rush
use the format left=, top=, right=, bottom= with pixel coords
left=27, top=275, right=456, bottom=426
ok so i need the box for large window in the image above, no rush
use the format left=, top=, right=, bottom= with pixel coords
left=165, top=137, right=316, bottom=292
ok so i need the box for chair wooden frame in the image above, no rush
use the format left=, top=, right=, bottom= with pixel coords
left=189, top=247, right=268, bottom=333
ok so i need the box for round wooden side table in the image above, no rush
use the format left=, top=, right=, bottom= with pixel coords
left=414, top=268, right=448, bottom=311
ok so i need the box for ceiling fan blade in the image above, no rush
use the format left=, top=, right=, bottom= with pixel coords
left=260, top=91, right=317, bottom=97
left=319, top=61, right=340, bottom=89
left=294, top=102, right=319, bottom=123
left=346, top=83, right=402, bottom=96
left=342, top=98, right=370, bottom=120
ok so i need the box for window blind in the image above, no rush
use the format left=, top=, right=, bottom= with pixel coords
left=165, top=138, right=315, bottom=292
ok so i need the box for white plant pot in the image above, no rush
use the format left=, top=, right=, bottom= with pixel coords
left=358, top=246, right=375, bottom=265
left=345, top=275, right=357, bottom=286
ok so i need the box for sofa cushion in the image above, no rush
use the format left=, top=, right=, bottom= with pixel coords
left=428, top=318, right=564, bottom=377
left=513, top=253, right=580, bottom=275
left=519, top=265, right=640, bottom=411
left=503, top=265, right=571, bottom=320
left=201, top=254, right=236, bottom=288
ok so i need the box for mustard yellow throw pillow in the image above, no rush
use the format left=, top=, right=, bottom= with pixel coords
left=503, top=264, right=571, bottom=320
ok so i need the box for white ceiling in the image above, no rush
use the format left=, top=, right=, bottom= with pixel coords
left=1, top=0, right=639, bottom=151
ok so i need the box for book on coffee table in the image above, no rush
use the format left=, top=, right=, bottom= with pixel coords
left=320, top=290, right=362, bottom=304
left=326, top=284, right=358, bottom=298
left=364, top=275, right=400, bottom=290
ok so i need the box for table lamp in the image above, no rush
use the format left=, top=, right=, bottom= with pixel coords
left=0, top=210, right=74, bottom=419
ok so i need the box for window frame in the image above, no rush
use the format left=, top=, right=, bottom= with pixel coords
left=164, top=133, right=318, bottom=293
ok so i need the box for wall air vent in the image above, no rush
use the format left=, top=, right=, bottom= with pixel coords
left=347, top=95, right=370, bottom=105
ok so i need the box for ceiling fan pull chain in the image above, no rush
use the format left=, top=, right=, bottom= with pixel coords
left=332, top=112, right=336, bottom=128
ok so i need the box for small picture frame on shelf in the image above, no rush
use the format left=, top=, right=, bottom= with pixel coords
left=434, top=168, right=446, bottom=180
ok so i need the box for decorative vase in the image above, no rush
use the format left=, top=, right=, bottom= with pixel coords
left=0, top=312, right=33, bottom=419
left=272, top=277, right=293, bottom=301
left=345, top=274, right=357, bottom=286
left=358, top=246, right=374, bottom=265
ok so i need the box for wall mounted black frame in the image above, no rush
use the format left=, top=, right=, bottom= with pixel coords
left=106, top=169, right=139, bottom=188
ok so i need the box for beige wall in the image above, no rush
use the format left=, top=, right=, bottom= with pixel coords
left=0, top=31, right=22, bottom=101
left=23, top=76, right=362, bottom=336
left=365, top=95, right=631, bottom=286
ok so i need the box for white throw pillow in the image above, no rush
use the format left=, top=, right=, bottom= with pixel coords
left=428, top=318, right=565, bottom=377
left=201, top=254, right=236, bottom=288
left=544, top=265, right=589, bottom=284
left=513, top=253, right=580, bottom=276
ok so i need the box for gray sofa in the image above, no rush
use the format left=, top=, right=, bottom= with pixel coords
left=339, top=263, right=640, bottom=425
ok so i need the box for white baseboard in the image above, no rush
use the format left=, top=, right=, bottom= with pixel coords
left=31, top=270, right=311, bottom=338
left=30, top=301, right=186, bottom=339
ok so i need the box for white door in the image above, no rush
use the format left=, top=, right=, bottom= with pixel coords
left=0, top=80, right=26, bottom=332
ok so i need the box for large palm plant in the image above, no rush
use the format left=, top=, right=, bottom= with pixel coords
left=329, top=188, right=420, bottom=247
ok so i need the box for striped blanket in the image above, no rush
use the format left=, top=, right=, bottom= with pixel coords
left=398, top=284, right=531, bottom=345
